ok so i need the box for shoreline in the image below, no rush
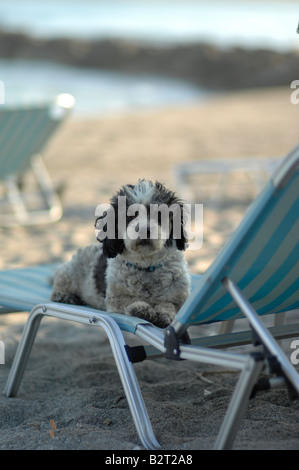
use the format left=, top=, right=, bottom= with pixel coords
left=1, top=29, right=298, bottom=90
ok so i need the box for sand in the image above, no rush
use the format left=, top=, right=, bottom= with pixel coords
left=0, top=86, right=299, bottom=450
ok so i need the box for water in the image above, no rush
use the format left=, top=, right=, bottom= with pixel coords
left=0, top=59, right=207, bottom=117
left=0, top=1, right=298, bottom=116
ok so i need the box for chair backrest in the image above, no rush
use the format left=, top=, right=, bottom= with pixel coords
left=174, top=146, right=299, bottom=330
left=0, top=94, right=74, bottom=180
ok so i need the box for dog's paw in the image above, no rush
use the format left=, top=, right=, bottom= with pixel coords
left=153, top=303, right=177, bottom=328
left=125, top=301, right=156, bottom=323
left=51, top=292, right=85, bottom=305
left=125, top=301, right=175, bottom=328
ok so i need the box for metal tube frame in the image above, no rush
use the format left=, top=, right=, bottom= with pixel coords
left=134, top=323, right=267, bottom=450
left=222, top=277, right=299, bottom=395
left=3, top=154, right=63, bottom=227
left=5, top=276, right=298, bottom=450
left=4, top=303, right=160, bottom=450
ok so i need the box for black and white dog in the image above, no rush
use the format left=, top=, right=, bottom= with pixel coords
left=51, top=180, right=191, bottom=328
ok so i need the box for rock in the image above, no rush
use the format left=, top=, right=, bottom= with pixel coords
left=0, top=29, right=298, bottom=90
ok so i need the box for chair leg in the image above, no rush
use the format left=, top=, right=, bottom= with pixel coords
left=2, top=155, right=62, bottom=226
left=31, top=154, right=63, bottom=222
left=214, top=354, right=264, bottom=449
left=5, top=176, right=30, bottom=224
left=4, top=303, right=160, bottom=450
left=4, top=310, right=43, bottom=397
left=222, top=277, right=299, bottom=395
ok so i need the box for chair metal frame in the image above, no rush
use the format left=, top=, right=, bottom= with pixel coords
left=4, top=282, right=299, bottom=450
left=0, top=94, right=74, bottom=226
left=3, top=145, right=299, bottom=449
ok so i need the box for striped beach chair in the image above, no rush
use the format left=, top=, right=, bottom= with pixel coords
left=1, top=145, right=299, bottom=449
left=0, top=94, right=74, bottom=226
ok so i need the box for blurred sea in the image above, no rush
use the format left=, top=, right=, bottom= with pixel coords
left=0, top=0, right=298, bottom=116
left=0, top=58, right=207, bottom=117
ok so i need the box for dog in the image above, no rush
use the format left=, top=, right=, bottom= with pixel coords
left=51, top=180, right=191, bottom=328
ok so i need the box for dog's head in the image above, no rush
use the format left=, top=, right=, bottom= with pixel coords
left=95, top=180, right=188, bottom=261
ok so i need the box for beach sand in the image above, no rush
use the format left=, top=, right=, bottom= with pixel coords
left=0, top=86, right=299, bottom=450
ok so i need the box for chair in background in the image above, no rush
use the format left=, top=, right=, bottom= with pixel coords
left=0, top=94, right=74, bottom=226
left=174, top=156, right=282, bottom=338
left=1, top=145, right=299, bottom=449
left=174, top=156, right=279, bottom=205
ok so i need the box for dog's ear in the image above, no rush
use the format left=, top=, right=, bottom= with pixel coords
left=94, top=208, right=125, bottom=258
left=166, top=218, right=188, bottom=251
left=175, top=230, right=188, bottom=251
left=171, top=203, right=188, bottom=251
left=174, top=222, right=188, bottom=251
left=101, top=237, right=125, bottom=258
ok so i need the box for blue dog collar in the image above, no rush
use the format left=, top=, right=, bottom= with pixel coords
left=125, top=261, right=163, bottom=272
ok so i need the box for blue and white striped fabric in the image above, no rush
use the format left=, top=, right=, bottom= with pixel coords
left=0, top=105, right=63, bottom=180
left=176, top=146, right=299, bottom=327
left=0, top=264, right=58, bottom=312
left=0, top=264, right=152, bottom=334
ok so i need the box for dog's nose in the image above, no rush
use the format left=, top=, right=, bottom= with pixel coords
left=138, top=238, right=150, bottom=246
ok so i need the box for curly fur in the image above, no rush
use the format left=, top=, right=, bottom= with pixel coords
left=51, top=180, right=191, bottom=328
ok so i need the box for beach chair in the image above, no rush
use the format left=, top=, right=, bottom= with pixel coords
left=0, top=94, right=74, bottom=226
left=174, top=156, right=279, bottom=205
left=1, top=145, right=299, bottom=449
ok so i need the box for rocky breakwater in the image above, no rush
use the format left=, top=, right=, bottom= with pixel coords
left=0, top=29, right=298, bottom=90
